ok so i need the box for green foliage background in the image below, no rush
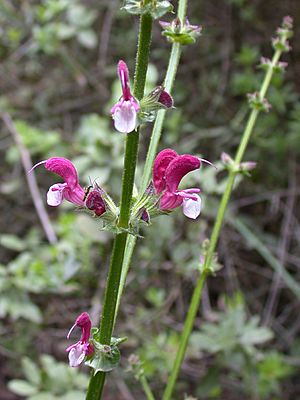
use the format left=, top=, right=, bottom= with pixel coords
left=0, top=0, right=300, bottom=399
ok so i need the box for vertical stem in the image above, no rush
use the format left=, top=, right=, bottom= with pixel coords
left=116, top=0, right=189, bottom=319
left=139, top=43, right=181, bottom=194
left=140, top=375, right=156, bottom=400
left=163, top=46, right=284, bottom=400
left=86, top=11, right=152, bottom=400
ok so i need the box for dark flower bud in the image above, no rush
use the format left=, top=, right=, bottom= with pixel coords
left=85, top=189, right=106, bottom=217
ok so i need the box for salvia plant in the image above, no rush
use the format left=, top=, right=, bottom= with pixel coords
left=26, top=1, right=293, bottom=398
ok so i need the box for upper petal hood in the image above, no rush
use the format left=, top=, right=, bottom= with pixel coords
left=45, top=157, right=80, bottom=190
left=165, top=154, right=200, bottom=193
left=153, top=149, right=178, bottom=193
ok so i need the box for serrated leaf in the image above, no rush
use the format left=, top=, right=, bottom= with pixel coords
left=8, top=380, right=38, bottom=396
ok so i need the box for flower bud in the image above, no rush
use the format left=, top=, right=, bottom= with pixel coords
left=240, top=161, right=257, bottom=171
left=221, top=152, right=234, bottom=166
left=247, top=92, right=271, bottom=112
left=160, top=17, right=202, bottom=45
left=140, top=86, right=173, bottom=112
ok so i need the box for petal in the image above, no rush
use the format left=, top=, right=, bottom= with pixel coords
left=182, top=195, right=202, bottom=219
left=113, top=101, right=137, bottom=133
left=76, top=312, right=92, bottom=343
left=165, top=154, right=201, bottom=193
left=153, top=149, right=178, bottom=193
left=68, top=343, right=86, bottom=367
left=118, top=60, right=131, bottom=100
left=45, top=157, right=80, bottom=190
left=160, top=191, right=183, bottom=210
left=63, top=185, right=85, bottom=206
left=47, top=183, right=67, bottom=206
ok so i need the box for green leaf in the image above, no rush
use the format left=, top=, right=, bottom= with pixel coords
left=8, top=380, right=38, bottom=396
left=77, top=30, right=97, bottom=49
left=22, top=357, right=42, bottom=386
left=59, top=390, right=85, bottom=400
left=0, top=234, right=26, bottom=252
left=29, top=393, right=58, bottom=400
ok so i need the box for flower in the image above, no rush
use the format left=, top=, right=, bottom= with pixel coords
left=111, top=60, right=140, bottom=133
left=85, top=187, right=106, bottom=216
left=30, top=157, right=85, bottom=207
left=31, top=157, right=108, bottom=217
left=66, top=312, right=94, bottom=367
left=153, top=149, right=202, bottom=219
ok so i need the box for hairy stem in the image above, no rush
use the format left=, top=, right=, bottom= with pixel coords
left=163, top=45, right=285, bottom=400
left=115, top=0, right=188, bottom=323
left=86, top=11, right=152, bottom=400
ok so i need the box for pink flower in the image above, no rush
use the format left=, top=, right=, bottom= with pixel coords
left=153, top=149, right=202, bottom=219
left=31, top=157, right=85, bottom=207
left=111, top=60, right=140, bottom=133
left=66, top=312, right=94, bottom=367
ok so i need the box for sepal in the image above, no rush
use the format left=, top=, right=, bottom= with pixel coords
left=247, top=92, right=271, bottom=112
left=199, top=239, right=223, bottom=275
left=160, top=17, right=202, bottom=45
left=122, top=0, right=173, bottom=19
left=85, top=330, right=127, bottom=374
left=140, top=86, right=173, bottom=112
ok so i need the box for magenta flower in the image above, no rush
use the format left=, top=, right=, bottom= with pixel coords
left=111, top=60, right=140, bottom=133
left=153, top=149, right=202, bottom=219
left=66, top=312, right=94, bottom=367
left=31, top=157, right=85, bottom=207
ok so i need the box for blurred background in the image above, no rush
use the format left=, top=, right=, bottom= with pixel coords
left=0, top=0, right=300, bottom=399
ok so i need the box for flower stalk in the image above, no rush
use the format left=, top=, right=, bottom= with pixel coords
left=85, top=8, right=153, bottom=400
left=115, top=0, right=189, bottom=323
left=162, top=23, right=292, bottom=400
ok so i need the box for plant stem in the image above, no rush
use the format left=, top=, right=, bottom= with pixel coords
left=163, top=46, right=284, bottom=400
left=115, top=0, right=188, bottom=320
left=140, top=375, right=156, bottom=400
left=86, top=11, right=152, bottom=400
left=139, top=43, right=181, bottom=194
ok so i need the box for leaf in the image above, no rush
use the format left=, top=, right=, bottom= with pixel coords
left=59, top=390, right=85, bottom=400
left=22, top=357, right=42, bottom=386
left=0, top=234, right=26, bottom=252
left=8, top=380, right=38, bottom=396
left=240, top=326, right=273, bottom=346
left=77, top=30, right=97, bottom=49
left=29, top=393, right=58, bottom=400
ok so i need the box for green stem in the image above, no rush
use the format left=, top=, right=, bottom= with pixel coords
left=115, top=0, right=188, bottom=319
left=86, top=12, right=152, bottom=400
left=140, top=375, right=156, bottom=400
left=163, top=47, right=284, bottom=400
left=139, top=43, right=181, bottom=194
